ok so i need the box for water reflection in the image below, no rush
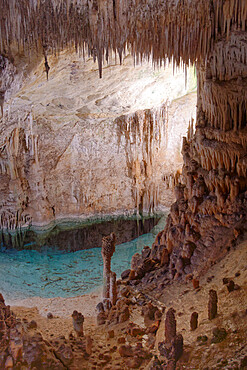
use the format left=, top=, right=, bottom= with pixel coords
left=1, top=216, right=160, bottom=251
left=0, top=215, right=167, bottom=300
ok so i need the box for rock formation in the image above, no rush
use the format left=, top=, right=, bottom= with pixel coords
left=0, top=53, right=194, bottom=232
left=0, top=293, right=68, bottom=368
left=110, top=271, right=117, bottom=306
left=165, top=308, right=176, bottom=344
left=101, top=232, right=116, bottom=299
left=0, top=90, right=4, bottom=117
left=190, top=312, right=198, bottom=331
left=72, top=310, right=84, bottom=337
left=208, top=289, right=218, bottom=320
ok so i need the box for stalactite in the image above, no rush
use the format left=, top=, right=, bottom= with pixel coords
left=116, top=103, right=168, bottom=214
left=0, top=0, right=246, bottom=77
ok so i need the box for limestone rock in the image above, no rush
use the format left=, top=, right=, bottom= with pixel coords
left=165, top=308, right=177, bottom=343
left=190, top=312, right=198, bottom=331
left=208, top=290, right=218, bottom=320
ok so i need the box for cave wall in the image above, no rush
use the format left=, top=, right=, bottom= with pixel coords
left=0, top=53, right=196, bottom=228
left=134, top=31, right=247, bottom=280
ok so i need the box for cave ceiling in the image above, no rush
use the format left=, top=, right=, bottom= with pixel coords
left=0, top=0, right=246, bottom=76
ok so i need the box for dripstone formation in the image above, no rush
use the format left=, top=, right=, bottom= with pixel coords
left=208, top=289, right=218, bottom=320
left=190, top=312, right=198, bottom=331
left=72, top=310, right=84, bottom=337
left=101, top=232, right=116, bottom=300
left=165, top=308, right=177, bottom=343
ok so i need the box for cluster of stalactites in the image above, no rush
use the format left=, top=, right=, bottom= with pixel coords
left=0, top=210, right=31, bottom=231
left=116, top=104, right=168, bottom=214
left=0, top=0, right=246, bottom=77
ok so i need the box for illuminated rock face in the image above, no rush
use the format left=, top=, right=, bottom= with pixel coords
left=0, top=53, right=195, bottom=228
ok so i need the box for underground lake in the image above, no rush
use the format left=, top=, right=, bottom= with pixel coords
left=0, top=214, right=167, bottom=300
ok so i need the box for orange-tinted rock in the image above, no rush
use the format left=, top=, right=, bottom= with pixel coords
left=125, top=356, right=142, bottom=369
left=119, top=345, right=133, bottom=357
left=165, top=308, right=176, bottom=343
left=147, top=320, right=160, bottom=334
left=102, top=233, right=116, bottom=299
left=192, top=279, right=199, bottom=289
left=208, top=290, right=218, bottom=320
left=190, top=312, right=198, bottom=331
left=72, top=311, right=84, bottom=337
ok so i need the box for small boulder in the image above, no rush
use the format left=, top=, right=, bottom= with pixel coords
left=211, top=327, right=227, bottom=343
left=121, top=269, right=131, bottom=280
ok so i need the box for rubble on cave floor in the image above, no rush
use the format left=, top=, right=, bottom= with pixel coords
left=1, top=236, right=246, bottom=369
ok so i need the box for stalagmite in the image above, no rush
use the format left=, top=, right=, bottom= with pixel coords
left=190, top=312, right=198, bottom=331
left=72, top=310, right=84, bottom=337
left=0, top=90, right=4, bottom=117
left=171, top=334, right=183, bottom=362
left=208, top=290, right=218, bottom=320
left=165, top=308, right=176, bottom=343
left=101, top=232, right=116, bottom=299
left=110, top=271, right=117, bottom=306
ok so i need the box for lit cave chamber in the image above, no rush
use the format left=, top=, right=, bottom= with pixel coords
left=0, top=1, right=246, bottom=369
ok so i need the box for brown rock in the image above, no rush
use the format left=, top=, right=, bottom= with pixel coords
left=4, top=356, right=13, bottom=369
left=117, top=337, right=126, bottom=344
left=190, top=312, right=198, bottom=331
left=147, top=320, right=160, bottom=334
left=55, top=343, right=74, bottom=367
left=28, top=320, right=38, bottom=329
left=125, top=356, right=142, bottom=368
left=161, top=248, right=169, bottom=266
left=167, top=359, right=176, bottom=370
left=171, top=333, right=183, bottom=361
left=97, top=312, right=106, bottom=326
left=121, top=269, right=131, bottom=280
left=119, top=306, right=130, bottom=323
left=130, top=327, right=145, bottom=337
left=72, top=310, right=84, bottom=337
left=165, top=308, right=176, bottom=343
left=108, top=330, right=114, bottom=339
left=120, top=286, right=130, bottom=298
left=142, top=301, right=158, bottom=321
left=86, top=336, right=93, bottom=355
left=192, top=278, right=199, bottom=289
left=227, top=280, right=235, bottom=292
left=208, top=290, right=218, bottom=320
left=128, top=269, right=137, bottom=281
left=110, top=271, right=117, bottom=306
left=119, top=345, right=133, bottom=357
left=102, top=233, right=116, bottom=299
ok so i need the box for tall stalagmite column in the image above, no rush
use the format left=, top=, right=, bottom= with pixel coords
left=110, top=271, right=117, bottom=306
left=101, top=232, right=116, bottom=299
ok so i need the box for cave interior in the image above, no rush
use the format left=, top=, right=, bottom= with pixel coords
left=0, top=0, right=246, bottom=369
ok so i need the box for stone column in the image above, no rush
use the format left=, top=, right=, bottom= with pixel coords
left=110, top=271, right=117, bottom=306
left=72, top=310, right=84, bottom=337
left=208, top=289, right=218, bottom=320
left=165, top=308, right=176, bottom=343
left=101, top=232, right=116, bottom=299
left=0, top=90, right=4, bottom=117
left=190, top=312, right=198, bottom=330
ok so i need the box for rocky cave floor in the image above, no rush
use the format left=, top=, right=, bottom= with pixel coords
left=1, top=236, right=247, bottom=370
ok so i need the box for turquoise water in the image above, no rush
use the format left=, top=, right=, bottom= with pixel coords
left=0, top=216, right=167, bottom=300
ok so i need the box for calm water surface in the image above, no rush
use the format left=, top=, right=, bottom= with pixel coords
left=0, top=215, right=167, bottom=300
